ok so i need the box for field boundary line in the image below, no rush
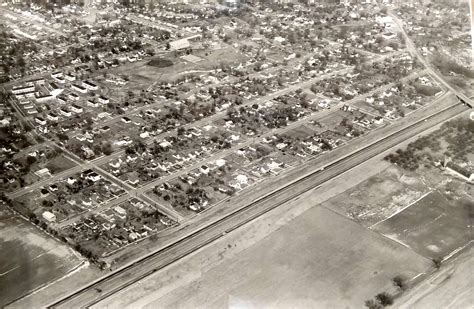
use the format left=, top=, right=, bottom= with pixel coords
left=370, top=190, right=432, bottom=229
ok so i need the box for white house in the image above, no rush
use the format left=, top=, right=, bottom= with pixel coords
left=35, top=117, right=47, bottom=126
left=71, top=104, right=83, bottom=113
left=170, top=38, right=191, bottom=50
left=87, top=100, right=99, bottom=107
left=98, top=96, right=109, bottom=105
left=12, top=85, right=35, bottom=95
left=59, top=108, right=72, bottom=117
left=72, top=84, right=87, bottom=94
left=42, top=211, right=56, bottom=222
left=35, top=94, right=54, bottom=103
left=64, top=73, right=76, bottom=81
left=83, top=80, right=99, bottom=91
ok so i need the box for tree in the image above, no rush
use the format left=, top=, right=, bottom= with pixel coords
left=392, top=276, right=406, bottom=291
left=26, top=155, right=37, bottom=165
left=102, top=142, right=113, bottom=155
left=375, top=293, right=393, bottom=306
left=17, top=56, right=26, bottom=68
left=365, top=299, right=383, bottom=309
left=432, top=257, right=442, bottom=269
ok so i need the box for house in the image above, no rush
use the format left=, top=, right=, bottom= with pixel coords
left=170, top=38, right=191, bottom=50
left=48, top=82, right=63, bottom=96
left=128, top=232, right=139, bottom=241
left=51, top=71, right=63, bottom=78
left=64, top=73, right=76, bottom=81
left=121, top=117, right=131, bottom=123
left=42, top=211, right=56, bottom=222
left=87, top=99, right=98, bottom=107
left=54, top=76, right=65, bottom=84
left=68, top=93, right=80, bottom=101
left=12, top=85, right=35, bottom=95
left=47, top=112, right=59, bottom=121
left=98, top=96, right=109, bottom=105
left=81, top=169, right=94, bottom=177
left=98, top=112, right=111, bottom=119
left=85, top=171, right=101, bottom=182
left=82, top=146, right=95, bottom=159
left=35, top=94, right=54, bottom=103
left=35, top=168, right=51, bottom=178
left=71, top=104, right=83, bottom=113
left=28, top=78, right=45, bottom=85
left=200, top=165, right=210, bottom=174
left=83, top=80, right=99, bottom=91
left=59, top=108, right=72, bottom=117
left=0, top=117, right=11, bottom=127
left=128, top=174, right=140, bottom=185
left=72, top=84, right=87, bottom=93
left=57, top=95, right=67, bottom=104
left=114, top=206, right=127, bottom=220
left=35, top=117, right=47, bottom=125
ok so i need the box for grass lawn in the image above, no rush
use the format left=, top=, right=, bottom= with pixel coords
left=45, top=155, right=76, bottom=174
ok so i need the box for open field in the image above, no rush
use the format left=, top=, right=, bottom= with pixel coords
left=373, top=190, right=472, bottom=259
left=0, top=206, right=83, bottom=306
left=113, top=206, right=430, bottom=309
left=109, top=45, right=246, bottom=85
left=396, top=244, right=474, bottom=309
left=44, top=154, right=77, bottom=174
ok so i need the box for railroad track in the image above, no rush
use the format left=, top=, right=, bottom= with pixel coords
left=47, top=102, right=468, bottom=308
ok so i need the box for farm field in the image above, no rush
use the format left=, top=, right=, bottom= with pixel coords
left=122, top=206, right=430, bottom=309
left=0, top=206, right=83, bottom=306
left=322, top=165, right=430, bottom=227
left=372, top=190, right=472, bottom=259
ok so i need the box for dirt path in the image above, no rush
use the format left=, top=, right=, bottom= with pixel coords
left=395, top=244, right=473, bottom=309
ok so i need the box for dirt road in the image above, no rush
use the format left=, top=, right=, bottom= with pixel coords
left=395, top=244, right=473, bottom=309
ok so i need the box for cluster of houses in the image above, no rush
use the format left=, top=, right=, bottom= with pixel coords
left=10, top=71, right=112, bottom=132
left=61, top=198, right=173, bottom=254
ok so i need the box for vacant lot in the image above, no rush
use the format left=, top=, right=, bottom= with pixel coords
left=373, top=190, right=472, bottom=259
left=44, top=155, right=76, bottom=174
left=322, top=165, right=430, bottom=226
left=0, top=206, right=83, bottom=306
left=129, top=207, right=430, bottom=309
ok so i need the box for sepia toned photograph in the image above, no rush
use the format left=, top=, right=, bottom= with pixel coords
left=0, top=0, right=473, bottom=308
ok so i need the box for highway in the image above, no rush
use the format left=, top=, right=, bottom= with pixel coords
left=47, top=101, right=468, bottom=309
